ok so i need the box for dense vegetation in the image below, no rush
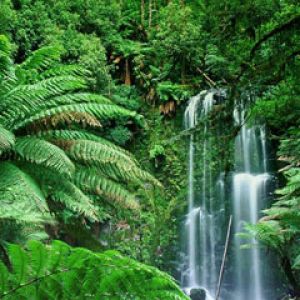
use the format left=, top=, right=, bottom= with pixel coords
left=0, top=0, right=299, bottom=299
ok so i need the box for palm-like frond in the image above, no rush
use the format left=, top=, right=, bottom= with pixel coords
left=0, top=36, right=16, bottom=91
left=1, top=93, right=112, bottom=129
left=0, top=125, right=15, bottom=155
left=14, top=137, right=75, bottom=178
left=49, top=185, right=98, bottom=221
left=11, top=103, right=137, bottom=131
left=1, top=76, right=88, bottom=126
left=61, top=139, right=160, bottom=186
left=16, top=46, right=62, bottom=73
left=34, top=130, right=138, bottom=163
left=0, top=35, right=13, bottom=77
left=74, top=167, right=139, bottom=210
left=0, top=240, right=188, bottom=300
left=0, top=162, right=52, bottom=223
left=38, top=65, right=90, bottom=80
left=19, top=164, right=98, bottom=221
left=29, top=111, right=102, bottom=131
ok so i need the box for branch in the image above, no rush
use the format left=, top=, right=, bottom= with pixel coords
left=0, top=268, right=71, bottom=298
left=250, top=15, right=300, bottom=60
left=197, top=67, right=217, bottom=87
left=236, top=14, right=300, bottom=82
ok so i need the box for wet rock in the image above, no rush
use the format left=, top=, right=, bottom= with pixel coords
left=213, top=89, right=226, bottom=105
left=190, top=288, right=206, bottom=300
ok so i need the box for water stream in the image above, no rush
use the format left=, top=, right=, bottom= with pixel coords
left=181, top=91, right=277, bottom=300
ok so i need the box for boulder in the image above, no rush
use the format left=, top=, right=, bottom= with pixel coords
left=190, top=288, right=206, bottom=300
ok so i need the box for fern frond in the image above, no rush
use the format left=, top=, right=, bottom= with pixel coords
left=29, top=111, right=102, bottom=130
left=0, top=262, right=8, bottom=296
left=0, top=35, right=13, bottom=77
left=34, top=130, right=138, bottom=163
left=38, top=65, right=91, bottom=80
left=1, top=76, right=87, bottom=124
left=8, top=244, right=28, bottom=285
left=0, top=162, right=51, bottom=223
left=0, top=241, right=188, bottom=299
left=0, top=36, right=15, bottom=88
left=19, top=165, right=98, bottom=221
left=59, top=139, right=160, bottom=186
left=16, top=46, right=62, bottom=73
left=26, top=240, right=49, bottom=279
left=37, top=93, right=113, bottom=108
left=12, top=103, right=137, bottom=131
left=50, top=187, right=98, bottom=221
left=0, top=35, right=11, bottom=56
left=14, top=137, right=75, bottom=178
left=74, top=167, right=140, bottom=210
left=0, top=125, right=15, bottom=155
left=2, top=93, right=112, bottom=126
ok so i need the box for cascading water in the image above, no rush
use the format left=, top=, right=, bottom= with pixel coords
left=182, top=90, right=222, bottom=300
left=230, top=102, right=273, bottom=300
left=181, top=91, right=278, bottom=299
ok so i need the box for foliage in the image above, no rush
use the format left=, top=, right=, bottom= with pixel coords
left=250, top=77, right=300, bottom=133
left=0, top=35, right=160, bottom=229
left=0, top=240, right=188, bottom=299
left=149, top=144, right=165, bottom=160
left=114, top=107, right=188, bottom=270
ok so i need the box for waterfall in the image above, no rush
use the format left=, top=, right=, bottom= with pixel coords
left=231, top=103, right=271, bottom=300
left=181, top=91, right=277, bottom=300
left=182, top=90, right=219, bottom=300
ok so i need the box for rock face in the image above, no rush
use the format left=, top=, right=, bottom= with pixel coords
left=190, top=288, right=206, bottom=300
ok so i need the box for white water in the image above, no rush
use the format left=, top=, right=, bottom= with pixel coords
left=181, top=91, right=276, bottom=299
left=182, top=90, right=218, bottom=299
left=231, top=105, right=271, bottom=300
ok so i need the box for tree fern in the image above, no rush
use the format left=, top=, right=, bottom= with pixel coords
left=0, top=35, right=160, bottom=234
left=0, top=241, right=188, bottom=300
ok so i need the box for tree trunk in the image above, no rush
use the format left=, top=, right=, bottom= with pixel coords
left=141, top=0, right=145, bottom=25
left=148, top=0, right=152, bottom=29
left=125, top=59, right=131, bottom=85
left=181, top=56, right=186, bottom=83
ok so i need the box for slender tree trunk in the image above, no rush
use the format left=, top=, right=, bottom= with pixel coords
left=181, top=56, right=186, bottom=83
left=141, top=0, right=145, bottom=25
left=148, top=0, right=152, bottom=29
left=125, top=59, right=131, bottom=85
